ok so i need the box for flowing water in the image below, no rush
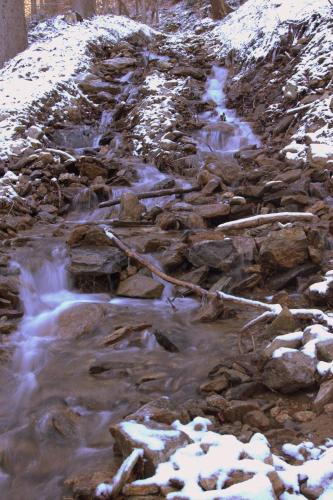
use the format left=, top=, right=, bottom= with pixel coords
left=0, top=65, right=258, bottom=499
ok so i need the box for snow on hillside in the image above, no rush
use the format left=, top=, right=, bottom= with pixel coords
left=211, top=0, right=333, bottom=167
left=0, top=15, right=155, bottom=160
left=211, top=0, right=331, bottom=65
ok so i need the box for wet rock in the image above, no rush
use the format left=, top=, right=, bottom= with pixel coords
left=195, top=295, right=224, bottom=322
left=78, top=157, right=108, bottom=180
left=187, top=239, right=235, bottom=269
left=120, top=193, right=145, bottom=221
left=110, top=420, right=191, bottom=475
left=259, top=227, right=308, bottom=270
left=69, top=247, right=127, bottom=290
left=200, top=375, right=229, bottom=393
left=57, top=303, right=109, bottom=338
left=263, top=351, right=316, bottom=394
left=67, top=225, right=112, bottom=247
left=225, top=382, right=266, bottom=400
left=153, top=330, right=179, bottom=353
left=117, top=274, right=164, bottom=299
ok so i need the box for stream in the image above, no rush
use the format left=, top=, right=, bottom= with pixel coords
left=0, top=56, right=259, bottom=499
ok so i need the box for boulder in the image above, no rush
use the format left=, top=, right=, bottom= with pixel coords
left=78, top=157, right=108, bottom=180
left=110, top=420, right=191, bottom=475
left=69, top=247, right=127, bottom=292
left=117, top=274, right=164, bottom=299
left=120, top=192, right=145, bottom=221
left=263, top=351, right=316, bottom=393
left=308, top=143, right=333, bottom=169
left=101, top=56, right=137, bottom=71
left=67, top=225, right=112, bottom=247
left=314, top=380, right=333, bottom=410
left=259, top=227, right=308, bottom=270
left=316, top=339, right=333, bottom=362
left=57, top=303, right=108, bottom=338
left=187, top=239, right=235, bottom=269
left=125, top=398, right=181, bottom=425
left=196, top=203, right=230, bottom=220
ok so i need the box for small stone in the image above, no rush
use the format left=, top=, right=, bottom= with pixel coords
left=200, top=375, right=229, bottom=393
left=293, top=411, right=315, bottom=423
left=224, top=401, right=260, bottom=423
left=243, top=410, right=270, bottom=430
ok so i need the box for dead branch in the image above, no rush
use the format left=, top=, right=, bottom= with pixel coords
left=105, top=229, right=333, bottom=333
left=217, top=212, right=315, bottom=232
left=285, top=102, right=314, bottom=116
left=99, top=185, right=200, bottom=208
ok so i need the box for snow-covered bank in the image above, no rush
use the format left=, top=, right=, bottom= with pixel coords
left=97, top=416, right=333, bottom=499
left=0, top=15, right=156, bottom=160
left=209, top=0, right=333, bottom=167
left=211, top=0, right=331, bottom=66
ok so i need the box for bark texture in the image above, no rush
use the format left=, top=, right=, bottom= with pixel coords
left=0, top=0, right=28, bottom=68
left=71, top=0, right=96, bottom=17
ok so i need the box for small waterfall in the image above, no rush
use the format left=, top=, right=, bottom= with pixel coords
left=10, top=247, right=69, bottom=411
left=199, top=66, right=260, bottom=154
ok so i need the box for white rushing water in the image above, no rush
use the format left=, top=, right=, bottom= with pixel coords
left=199, top=66, right=260, bottom=153
left=10, top=247, right=103, bottom=416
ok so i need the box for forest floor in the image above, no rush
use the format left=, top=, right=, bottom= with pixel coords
left=0, top=1, right=333, bottom=499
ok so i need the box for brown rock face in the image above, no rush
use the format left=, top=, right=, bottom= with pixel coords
left=117, top=274, right=164, bottom=299
left=263, top=351, right=316, bottom=394
left=57, top=303, right=108, bottom=338
left=120, top=192, right=145, bottom=221
left=259, top=227, right=308, bottom=270
left=110, top=420, right=191, bottom=475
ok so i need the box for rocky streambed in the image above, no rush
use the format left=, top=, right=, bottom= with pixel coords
left=0, top=6, right=333, bottom=499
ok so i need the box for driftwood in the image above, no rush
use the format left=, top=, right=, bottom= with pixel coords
left=217, top=212, right=315, bottom=231
left=99, top=185, right=200, bottom=208
left=105, top=229, right=333, bottom=333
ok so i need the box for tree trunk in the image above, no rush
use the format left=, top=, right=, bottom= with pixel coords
left=0, top=0, right=28, bottom=68
left=210, top=0, right=232, bottom=20
left=31, top=0, right=37, bottom=16
left=71, top=0, right=96, bottom=17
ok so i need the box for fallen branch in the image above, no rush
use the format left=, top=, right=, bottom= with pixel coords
left=285, top=102, right=314, bottom=116
left=217, top=212, right=315, bottom=231
left=99, top=185, right=200, bottom=208
left=43, top=148, right=77, bottom=163
left=105, top=229, right=333, bottom=333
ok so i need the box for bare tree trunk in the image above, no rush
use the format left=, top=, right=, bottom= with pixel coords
left=71, top=0, right=96, bottom=17
left=210, top=0, right=232, bottom=20
left=0, top=0, right=28, bottom=68
left=31, top=0, right=37, bottom=16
